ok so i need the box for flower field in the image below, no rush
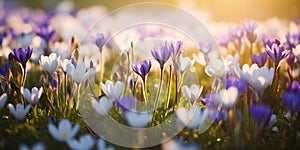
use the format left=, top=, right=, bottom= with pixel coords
left=0, top=1, right=300, bottom=150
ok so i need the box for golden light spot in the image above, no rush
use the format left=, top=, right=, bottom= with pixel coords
left=75, top=72, right=80, bottom=77
left=61, top=132, right=68, bottom=138
left=17, top=111, right=22, bottom=115
left=217, top=69, right=222, bottom=74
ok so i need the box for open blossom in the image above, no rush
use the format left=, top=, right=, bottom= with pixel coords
left=151, top=45, right=171, bottom=70
left=125, top=111, right=152, bottom=128
left=10, top=47, right=33, bottom=69
left=249, top=104, right=272, bottom=129
left=116, top=96, right=135, bottom=111
left=100, top=81, right=124, bottom=100
left=132, top=60, right=151, bottom=81
left=166, top=40, right=182, bottom=63
left=181, top=84, right=203, bottom=103
left=67, top=134, right=95, bottom=150
left=177, top=56, right=194, bottom=74
left=92, top=96, right=113, bottom=116
left=240, top=64, right=274, bottom=93
left=281, top=81, right=300, bottom=114
left=176, top=105, right=207, bottom=129
left=66, top=62, right=95, bottom=83
left=224, top=76, right=247, bottom=95
left=91, top=33, right=106, bottom=52
left=0, top=93, right=8, bottom=109
left=8, top=103, right=31, bottom=120
left=213, top=87, right=239, bottom=109
left=198, top=41, right=212, bottom=55
left=19, top=142, right=46, bottom=150
left=292, top=44, right=300, bottom=63
left=265, top=39, right=290, bottom=68
left=36, top=21, right=55, bottom=44
left=205, top=59, right=225, bottom=78
left=251, top=52, right=267, bottom=67
left=21, top=87, right=43, bottom=105
left=48, top=119, right=80, bottom=142
left=242, top=20, right=258, bottom=43
left=39, top=53, right=60, bottom=74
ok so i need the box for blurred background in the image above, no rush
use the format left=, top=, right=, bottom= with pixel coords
left=6, top=0, right=300, bottom=22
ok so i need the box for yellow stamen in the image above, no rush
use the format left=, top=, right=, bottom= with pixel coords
left=75, top=72, right=80, bottom=77
left=62, top=132, right=68, bottom=138
left=17, top=111, right=22, bottom=115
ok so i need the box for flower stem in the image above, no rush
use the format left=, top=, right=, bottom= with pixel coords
left=175, top=74, right=179, bottom=105
left=142, top=78, right=148, bottom=102
left=32, top=105, right=37, bottom=119
left=165, top=65, right=172, bottom=110
left=75, top=83, right=81, bottom=110
left=249, top=42, right=253, bottom=64
left=152, top=68, right=163, bottom=125
left=99, top=51, right=104, bottom=92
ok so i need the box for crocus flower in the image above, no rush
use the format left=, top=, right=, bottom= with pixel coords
left=292, top=44, right=300, bottom=63
left=0, top=63, right=11, bottom=78
left=286, top=32, right=300, bottom=50
left=21, top=86, right=43, bottom=105
left=213, top=87, right=239, bottom=110
left=151, top=45, right=171, bottom=70
left=165, top=40, right=182, bottom=62
left=67, top=134, right=95, bottom=150
left=100, top=81, right=124, bottom=100
left=125, top=111, right=152, bottom=128
left=240, top=64, right=274, bottom=93
left=177, top=56, right=194, bottom=74
left=242, top=20, right=258, bottom=43
left=231, top=26, right=244, bottom=51
left=176, top=105, right=207, bottom=129
left=224, top=76, right=247, bottom=95
left=251, top=52, right=267, bottom=67
left=132, top=60, right=151, bottom=81
left=116, top=96, right=135, bottom=111
left=92, top=97, right=113, bottom=116
left=39, top=53, right=60, bottom=74
left=265, top=38, right=290, bottom=68
left=281, top=81, right=300, bottom=114
left=19, top=142, right=46, bottom=150
left=66, top=62, right=95, bottom=84
left=198, top=41, right=212, bottom=55
left=181, top=84, right=203, bottom=104
left=48, top=119, right=80, bottom=142
left=8, top=103, right=31, bottom=120
left=91, top=33, right=106, bottom=52
left=97, top=138, right=115, bottom=150
left=10, top=47, right=32, bottom=69
left=36, top=21, right=55, bottom=44
left=0, top=93, right=7, bottom=109
left=249, top=104, right=272, bottom=129
left=286, top=52, right=297, bottom=68
left=205, top=59, right=225, bottom=78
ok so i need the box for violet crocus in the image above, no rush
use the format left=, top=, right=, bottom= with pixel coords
left=231, top=26, right=244, bottom=51
left=10, top=47, right=33, bottom=69
left=91, top=33, right=106, bottom=52
left=36, top=21, right=55, bottom=44
left=166, top=40, right=182, bottom=62
left=151, top=45, right=171, bottom=70
left=265, top=39, right=290, bottom=68
left=198, top=41, right=212, bottom=56
left=251, top=52, right=267, bottom=67
left=286, top=32, right=300, bottom=50
left=116, top=96, right=135, bottom=111
left=132, top=60, right=151, bottom=82
left=224, top=76, right=247, bottom=95
left=281, top=81, right=300, bottom=115
left=0, top=63, right=11, bottom=78
left=242, top=20, right=258, bottom=44
left=249, top=103, right=272, bottom=129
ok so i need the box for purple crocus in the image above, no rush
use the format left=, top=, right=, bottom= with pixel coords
left=151, top=45, right=171, bottom=70
left=285, top=32, right=300, bottom=50
left=132, top=60, right=151, bottom=82
left=231, top=26, right=244, bottom=51
left=0, top=63, right=11, bottom=78
left=242, top=20, right=258, bottom=43
left=10, top=47, right=33, bottom=69
left=265, top=39, right=290, bottom=68
left=198, top=41, right=212, bottom=55
left=286, top=52, right=297, bottom=68
left=116, top=96, right=135, bottom=111
left=249, top=103, right=272, bottom=129
left=166, top=40, right=182, bottom=62
left=36, top=21, right=55, bottom=44
left=91, top=33, right=106, bottom=52
left=224, top=76, right=247, bottom=95
left=0, top=33, right=3, bottom=47
left=281, top=81, right=300, bottom=114
left=251, top=52, right=267, bottom=67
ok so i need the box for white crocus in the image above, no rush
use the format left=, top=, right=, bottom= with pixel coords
left=179, top=56, right=195, bottom=74
left=66, top=62, right=95, bottom=84
left=224, top=54, right=240, bottom=76
left=181, top=84, right=203, bottom=103
left=100, top=81, right=124, bottom=100
left=39, top=53, right=60, bottom=74
left=204, top=59, right=226, bottom=78
left=60, top=59, right=72, bottom=73
left=48, top=119, right=80, bottom=142
left=176, top=105, right=207, bottom=129
left=293, top=44, right=300, bottom=62
left=193, top=52, right=207, bottom=66
left=67, top=134, right=95, bottom=150
left=92, top=97, right=113, bottom=116
left=213, top=87, right=239, bottom=109
left=240, top=64, right=274, bottom=93
left=21, top=87, right=43, bottom=105
left=19, top=142, right=46, bottom=150
left=0, top=93, right=8, bottom=109
left=125, top=111, right=152, bottom=128
left=8, top=103, right=31, bottom=120
left=97, top=138, right=115, bottom=150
